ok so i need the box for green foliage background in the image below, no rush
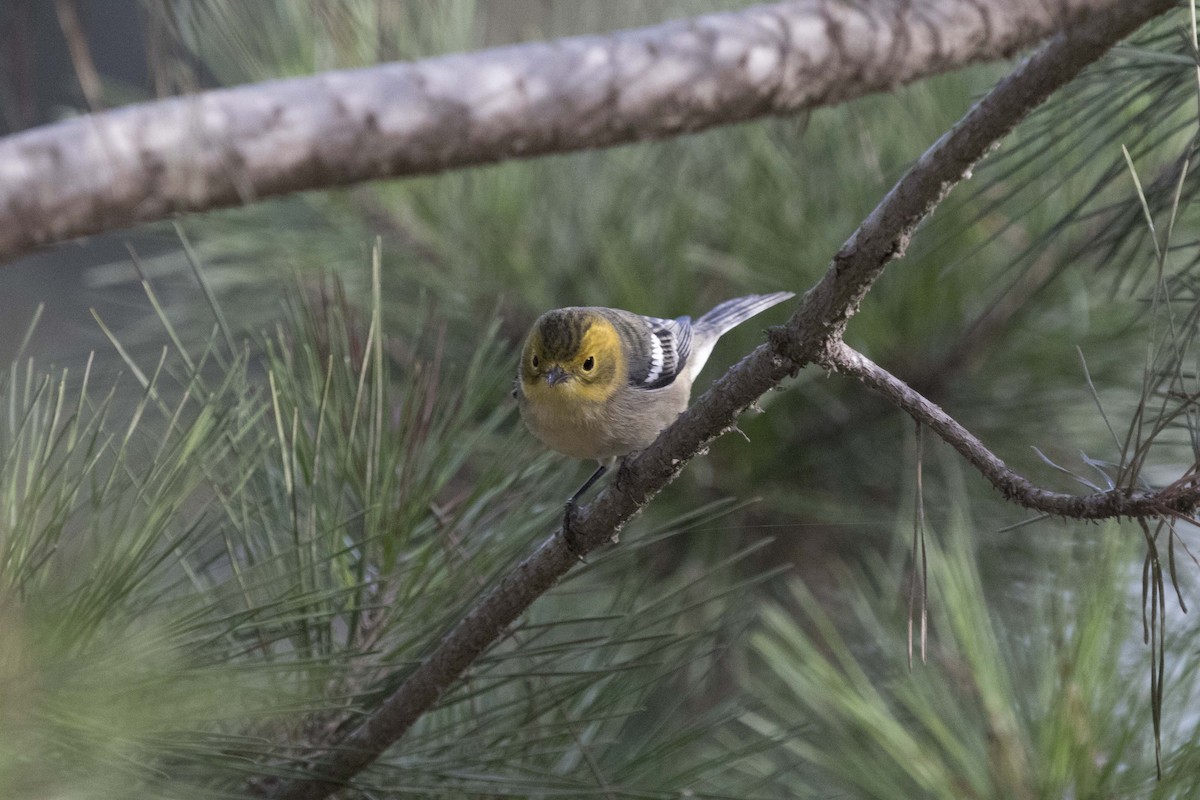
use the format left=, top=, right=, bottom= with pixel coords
left=3, top=1, right=1200, bottom=797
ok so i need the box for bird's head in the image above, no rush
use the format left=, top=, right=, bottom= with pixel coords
left=519, top=308, right=624, bottom=405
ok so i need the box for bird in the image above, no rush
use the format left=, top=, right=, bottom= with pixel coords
left=515, top=291, right=794, bottom=554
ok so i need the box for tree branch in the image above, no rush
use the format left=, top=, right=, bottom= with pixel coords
left=0, top=0, right=1158, bottom=268
left=824, top=341, right=1200, bottom=518
left=258, top=2, right=1179, bottom=798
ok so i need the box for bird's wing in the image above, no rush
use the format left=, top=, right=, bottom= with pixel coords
left=630, top=315, right=692, bottom=390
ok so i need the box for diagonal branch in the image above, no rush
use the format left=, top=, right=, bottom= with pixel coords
left=824, top=341, right=1200, bottom=518
left=0, top=0, right=1163, bottom=269
left=257, top=2, right=1179, bottom=798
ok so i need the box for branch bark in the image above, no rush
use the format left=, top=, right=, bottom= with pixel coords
left=257, top=2, right=1180, bottom=798
left=0, top=0, right=1158, bottom=268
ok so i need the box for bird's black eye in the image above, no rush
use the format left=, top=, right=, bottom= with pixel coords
left=582, top=356, right=595, bottom=371
left=531, top=354, right=540, bottom=368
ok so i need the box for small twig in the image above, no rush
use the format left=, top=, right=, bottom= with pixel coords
left=52, top=0, right=104, bottom=111
left=826, top=341, right=1200, bottom=519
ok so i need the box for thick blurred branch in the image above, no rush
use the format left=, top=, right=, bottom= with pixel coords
left=258, top=2, right=1179, bottom=798
left=0, top=0, right=1160, bottom=268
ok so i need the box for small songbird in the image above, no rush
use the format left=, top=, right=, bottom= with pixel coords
left=515, top=292, right=794, bottom=551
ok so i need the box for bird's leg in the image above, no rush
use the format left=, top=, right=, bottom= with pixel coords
left=562, top=463, right=607, bottom=558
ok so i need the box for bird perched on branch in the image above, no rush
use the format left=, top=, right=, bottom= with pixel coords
left=516, top=292, right=794, bottom=554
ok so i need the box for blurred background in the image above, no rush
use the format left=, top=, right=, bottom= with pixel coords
left=3, top=2, right=1200, bottom=798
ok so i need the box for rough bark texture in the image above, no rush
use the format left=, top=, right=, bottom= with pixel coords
left=256, top=2, right=1181, bottom=798
left=0, top=0, right=1158, bottom=268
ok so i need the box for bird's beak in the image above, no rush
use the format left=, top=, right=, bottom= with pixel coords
left=545, top=366, right=570, bottom=386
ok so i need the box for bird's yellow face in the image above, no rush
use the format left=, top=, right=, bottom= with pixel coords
left=519, top=309, right=624, bottom=407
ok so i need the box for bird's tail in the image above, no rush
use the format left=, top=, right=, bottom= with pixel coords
left=682, top=291, right=794, bottom=382
left=695, top=292, right=794, bottom=337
